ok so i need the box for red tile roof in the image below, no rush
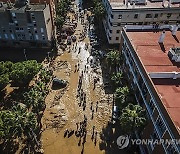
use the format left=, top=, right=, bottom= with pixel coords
left=125, top=30, right=180, bottom=133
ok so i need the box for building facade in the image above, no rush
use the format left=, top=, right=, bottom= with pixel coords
left=0, top=1, right=53, bottom=48
left=102, top=0, right=180, bottom=44
left=121, top=28, right=180, bottom=154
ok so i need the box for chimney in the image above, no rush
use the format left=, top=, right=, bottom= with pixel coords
left=158, top=30, right=166, bottom=43
left=172, top=24, right=179, bottom=36
left=168, top=0, right=171, bottom=7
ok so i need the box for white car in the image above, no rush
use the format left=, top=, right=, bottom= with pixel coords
left=113, top=106, right=119, bottom=120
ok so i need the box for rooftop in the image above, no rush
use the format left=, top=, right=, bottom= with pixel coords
left=125, top=30, right=180, bottom=133
left=0, top=2, right=46, bottom=12
left=108, top=0, right=180, bottom=9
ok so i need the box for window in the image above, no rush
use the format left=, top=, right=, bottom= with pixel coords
left=138, top=22, right=143, bottom=25
left=134, top=14, right=138, bottom=19
left=109, top=36, right=111, bottom=40
left=167, top=13, right=172, bottom=18
left=9, top=30, right=12, bottom=33
left=35, top=34, right=39, bottom=40
left=156, top=116, right=166, bottom=136
left=149, top=130, right=158, bottom=151
left=166, top=145, right=177, bottom=154
left=110, top=22, right=112, bottom=26
left=111, top=14, right=114, bottom=19
left=109, top=30, right=112, bottom=33
left=148, top=99, right=155, bottom=114
left=154, top=14, right=158, bottom=18
left=35, top=31, right=37, bottom=33
left=116, top=37, right=119, bottom=40
left=4, top=34, right=8, bottom=39
left=118, top=15, right=122, bottom=19
left=146, top=14, right=152, bottom=18
left=11, top=12, right=16, bottom=17
left=34, top=23, right=37, bottom=27
left=164, top=21, right=169, bottom=24
left=40, top=28, right=44, bottom=33
left=142, top=84, right=148, bottom=98
left=116, top=30, right=120, bottom=33
left=46, top=18, right=50, bottom=24
left=117, top=23, right=121, bottom=26
left=11, top=34, right=15, bottom=40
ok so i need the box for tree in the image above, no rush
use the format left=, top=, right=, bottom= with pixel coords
left=115, top=86, right=129, bottom=110
left=0, top=106, right=37, bottom=140
left=93, top=1, right=106, bottom=36
left=10, top=60, right=41, bottom=86
left=111, top=72, right=123, bottom=86
left=106, top=50, right=120, bottom=73
left=93, top=2, right=106, bottom=23
left=55, top=15, right=64, bottom=28
left=119, top=103, right=147, bottom=135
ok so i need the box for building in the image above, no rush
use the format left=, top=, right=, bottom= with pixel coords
left=0, top=0, right=56, bottom=29
left=0, top=0, right=53, bottom=48
left=102, top=0, right=180, bottom=44
left=121, top=28, right=180, bottom=153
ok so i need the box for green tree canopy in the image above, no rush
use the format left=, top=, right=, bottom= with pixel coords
left=10, top=60, right=41, bottom=86
left=111, top=72, right=123, bottom=86
left=93, top=2, right=106, bottom=22
left=55, top=15, right=65, bottom=28
left=115, top=86, right=129, bottom=109
left=119, top=103, right=147, bottom=134
left=0, top=105, right=37, bottom=140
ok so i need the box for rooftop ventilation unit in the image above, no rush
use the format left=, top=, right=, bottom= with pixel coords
left=129, top=0, right=146, bottom=5
left=15, top=0, right=30, bottom=7
left=168, top=47, right=180, bottom=62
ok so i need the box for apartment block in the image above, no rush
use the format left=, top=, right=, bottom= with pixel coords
left=0, top=0, right=53, bottom=48
left=121, top=28, right=180, bottom=153
left=102, top=0, right=180, bottom=44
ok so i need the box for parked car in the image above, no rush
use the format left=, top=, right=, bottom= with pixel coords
left=113, top=106, right=120, bottom=120
left=52, top=78, right=67, bottom=88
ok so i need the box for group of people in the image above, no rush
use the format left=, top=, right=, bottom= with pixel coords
left=77, top=72, right=87, bottom=111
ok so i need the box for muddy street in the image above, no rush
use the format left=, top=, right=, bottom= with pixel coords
left=41, top=2, right=117, bottom=154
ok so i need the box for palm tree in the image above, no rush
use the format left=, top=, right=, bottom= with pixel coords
left=106, top=50, right=120, bottom=73
left=119, top=103, right=147, bottom=135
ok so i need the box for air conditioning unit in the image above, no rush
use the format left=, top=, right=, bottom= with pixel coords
left=129, top=0, right=146, bottom=4
left=171, top=0, right=180, bottom=3
left=168, top=47, right=180, bottom=62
